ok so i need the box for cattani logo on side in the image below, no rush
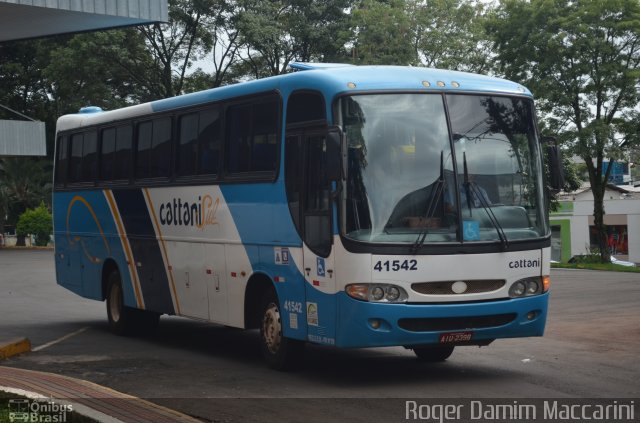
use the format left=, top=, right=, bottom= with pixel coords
left=158, top=194, right=220, bottom=229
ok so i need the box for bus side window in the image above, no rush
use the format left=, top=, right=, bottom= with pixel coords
left=136, top=121, right=153, bottom=179
left=252, top=100, right=278, bottom=172
left=198, top=107, right=220, bottom=175
left=68, top=133, right=83, bottom=183
left=227, top=95, right=279, bottom=176
left=114, top=125, right=132, bottom=180
left=303, top=135, right=332, bottom=257
left=136, top=118, right=171, bottom=179
left=285, top=135, right=302, bottom=234
left=82, top=131, right=98, bottom=183
left=55, top=136, right=68, bottom=187
left=177, top=113, right=199, bottom=176
left=101, top=128, right=116, bottom=181
left=286, top=91, right=325, bottom=124
left=152, top=117, right=171, bottom=177
left=227, top=103, right=252, bottom=174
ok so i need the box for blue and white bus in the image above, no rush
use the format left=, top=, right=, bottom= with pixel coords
left=53, top=63, right=557, bottom=369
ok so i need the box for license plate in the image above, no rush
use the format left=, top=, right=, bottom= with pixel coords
left=439, top=331, right=473, bottom=343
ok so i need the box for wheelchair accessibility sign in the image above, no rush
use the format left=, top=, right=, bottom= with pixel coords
left=316, top=257, right=326, bottom=277
left=463, top=220, right=480, bottom=241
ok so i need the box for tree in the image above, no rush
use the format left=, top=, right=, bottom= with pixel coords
left=44, top=30, right=160, bottom=114
left=0, top=158, right=52, bottom=246
left=350, top=0, right=492, bottom=71
left=411, top=0, right=493, bottom=73
left=16, top=202, right=52, bottom=247
left=236, top=0, right=353, bottom=76
left=487, top=0, right=640, bottom=262
left=139, top=0, right=228, bottom=97
left=351, top=0, right=416, bottom=65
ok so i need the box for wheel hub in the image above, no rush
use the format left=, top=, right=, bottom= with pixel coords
left=262, top=303, right=282, bottom=354
left=109, top=283, right=121, bottom=322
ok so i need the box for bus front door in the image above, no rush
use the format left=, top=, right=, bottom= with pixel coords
left=302, top=133, right=337, bottom=345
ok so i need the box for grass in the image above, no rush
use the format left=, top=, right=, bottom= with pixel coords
left=552, top=262, right=640, bottom=273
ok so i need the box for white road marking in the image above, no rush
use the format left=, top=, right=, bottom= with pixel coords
left=32, top=327, right=89, bottom=352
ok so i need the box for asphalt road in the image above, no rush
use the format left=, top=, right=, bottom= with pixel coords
left=1, top=249, right=639, bottom=422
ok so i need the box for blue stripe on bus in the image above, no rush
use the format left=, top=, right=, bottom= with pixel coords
left=219, top=182, right=301, bottom=246
left=112, top=189, right=175, bottom=315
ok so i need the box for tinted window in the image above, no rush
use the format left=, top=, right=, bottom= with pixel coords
left=198, top=108, right=220, bottom=175
left=305, top=135, right=331, bottom=213
left=227, top=104, right=252, bottom=173
left=303, top=135, right=333, bottom=257
left=178, top=113, right=199, bottom=176
left=101, top=128, right=116, bottom=180
left=286, top=92, right=325, bottom=125
left=227, top=96, right=279, bottom=175
left=252, top=101, right=278, bottom=172
left=178, top=108, right=221, bottom=177
left=55, top=136, right=68, bottom=186
left=152, top=117, right=171, bottom=177
left=69, top=133, right=83, bottom=183
left=137, top=118, right=171, bottom=179
left=136, top=121, right=153, bottom=178
left=101, top=126, right=132, bottom=181
left=114, top=125, right=132, bottom=180
left=285, top=135, right=302, bottom=233
left=82, top=131, right=98, bottom=182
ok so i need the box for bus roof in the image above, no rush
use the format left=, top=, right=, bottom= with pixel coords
left=56, top=64, right=532, bottom=132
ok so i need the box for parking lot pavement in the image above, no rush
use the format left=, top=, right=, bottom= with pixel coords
left=0, top=249, right=104, bottom=346
left=1, top=249, right=639, bottom=422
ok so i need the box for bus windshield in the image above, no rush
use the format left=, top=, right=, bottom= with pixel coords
left=341, top=93, right=547, bottom=245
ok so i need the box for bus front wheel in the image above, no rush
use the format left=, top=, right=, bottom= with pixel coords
left=412, top=345, right=454, bottom=362
left=106, top=270, right=159, bottom=336
left=259, top=289, right=304, bottom=370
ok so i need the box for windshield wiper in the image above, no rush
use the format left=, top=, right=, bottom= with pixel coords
left=462, top=152, right=509, bottom=249
left=412, top=151, right=445, bottom=253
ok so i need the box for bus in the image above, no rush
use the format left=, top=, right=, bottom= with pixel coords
left=53, top=63, right=559, bottom=370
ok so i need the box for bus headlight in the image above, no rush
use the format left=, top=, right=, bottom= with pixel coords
left=346, top=284, right=408, bottom=303
left=509, top=277, right=544, bottom=298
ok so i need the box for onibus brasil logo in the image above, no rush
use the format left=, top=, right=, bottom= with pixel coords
left=7, top=398, right=72, bottom=423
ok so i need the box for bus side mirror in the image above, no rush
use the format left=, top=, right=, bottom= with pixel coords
left=326, top=128, right=343, bottom=181
left=546, top=144, right=565, bottom=192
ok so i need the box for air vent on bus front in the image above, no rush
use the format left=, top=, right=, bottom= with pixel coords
left=411, top=280, right=506, bottom=296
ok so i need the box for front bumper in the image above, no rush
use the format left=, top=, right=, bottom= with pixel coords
left=335, top=292, right=548, bottom=348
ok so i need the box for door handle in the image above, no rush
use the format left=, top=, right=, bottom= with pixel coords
left=305, top=267, right=311, bottom=276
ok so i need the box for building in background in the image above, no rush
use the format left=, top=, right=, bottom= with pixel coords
left=0, top=0, right=167, bottom=42
left=0, top=0, right=168, bottom=157
left=551, top=185, right=640, bottom=263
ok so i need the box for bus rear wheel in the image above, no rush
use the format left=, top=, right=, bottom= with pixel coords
left=106, top=270, right=159, bottom=336
left=412, top=345, right=455, bottom=362
left=259, top=289, right=304, bottom=370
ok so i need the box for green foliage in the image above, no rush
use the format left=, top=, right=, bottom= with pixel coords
left=44, top=30, right=159, bottom=113
left=16, top=202, right=53, bottom=246
left=487, top=0, right=640, bottom=262
left=350, top=0, right=492, bottom=71
left=552, top=262, right=640, bottom=273
left=139, top=0, right=235, bottom=97
left=0, top=158, right=52, bottom=236
left=351, top=0, right=416, bottom=65
left=235, top=0, right=353, bottom=76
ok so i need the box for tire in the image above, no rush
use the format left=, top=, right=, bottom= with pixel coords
left=106, top=269, right=159, bottom=336
left=259, top=288, right=305, bottom=370
left=412, top=345, right=455, bottom=362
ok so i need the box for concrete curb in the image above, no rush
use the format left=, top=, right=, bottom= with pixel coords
left=0, top=338, right=31, bottom=359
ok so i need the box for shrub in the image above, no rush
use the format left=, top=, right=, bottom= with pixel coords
left=16, top=202, right=52, bottom=246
